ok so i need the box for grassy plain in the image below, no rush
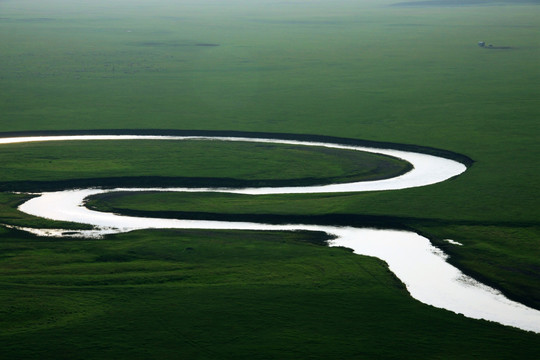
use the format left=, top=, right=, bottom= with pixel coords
left=0, top=139, right=410, bottom=191
left=1, top=0, right=539, bottom=358
left=1, top=228, right=540, bottom=359
left=0, top=0, right=538, bottom=220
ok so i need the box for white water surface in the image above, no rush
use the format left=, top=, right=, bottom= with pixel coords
left=4, top=135, right=540, bottom=333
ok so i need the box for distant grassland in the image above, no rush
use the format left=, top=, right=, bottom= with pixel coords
left=1, top=0, right=539, bottom=358
left=0, top=0, right=538, bottom=221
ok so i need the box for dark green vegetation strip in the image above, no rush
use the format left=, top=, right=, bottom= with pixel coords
left=0, top=129, right=474, bottom=166
left=0, top=139, right=411, bottom=192
left=1, top=228, right=539, bottom=360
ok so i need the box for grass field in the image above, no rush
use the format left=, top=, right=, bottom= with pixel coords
left=1, top=227, right=540, bottom=359
left=1, top=0, right=539, bottom=358
left=0, top=139, right=411, bottom=191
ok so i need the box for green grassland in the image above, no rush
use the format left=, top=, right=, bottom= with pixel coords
left=1, top=228, right=539, bottom=359
left=1, top=0, right=539, bottom=358
left=85, top=189, right=540, bottom=309
left=0, top=139, right=410, bottom=191
left=0, top=0, right=538, bottom=220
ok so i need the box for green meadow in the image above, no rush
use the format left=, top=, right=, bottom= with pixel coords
left=1, top=227, right=540, bottom=359
left=1, top=0, right=539, bottom=358
left=0, top=139, right=410, bottom=191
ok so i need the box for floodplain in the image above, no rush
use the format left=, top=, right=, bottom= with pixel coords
left=1, top=0, right=539, bottom=358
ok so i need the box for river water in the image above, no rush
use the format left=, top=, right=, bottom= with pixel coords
left=3, top=135, right=540, bottom=333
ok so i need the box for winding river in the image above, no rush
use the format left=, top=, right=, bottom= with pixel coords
left=2, top=134, right=540, bottom=333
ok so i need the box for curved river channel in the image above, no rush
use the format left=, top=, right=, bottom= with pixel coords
left=2, top=134, right=540, bottom=333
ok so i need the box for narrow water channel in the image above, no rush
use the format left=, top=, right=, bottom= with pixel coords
left=3, top=135, right=540, bottom=333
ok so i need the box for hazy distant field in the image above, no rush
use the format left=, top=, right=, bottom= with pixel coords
left=1, top=0, right=538, bottom=218
left=1, top=0, right=539, bottom=358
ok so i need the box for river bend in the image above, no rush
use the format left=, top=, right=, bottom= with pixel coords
left=2, top=135, right=540, bottom=333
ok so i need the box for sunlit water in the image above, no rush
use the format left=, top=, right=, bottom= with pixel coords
left=3, top=135, right=540, bottom=333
